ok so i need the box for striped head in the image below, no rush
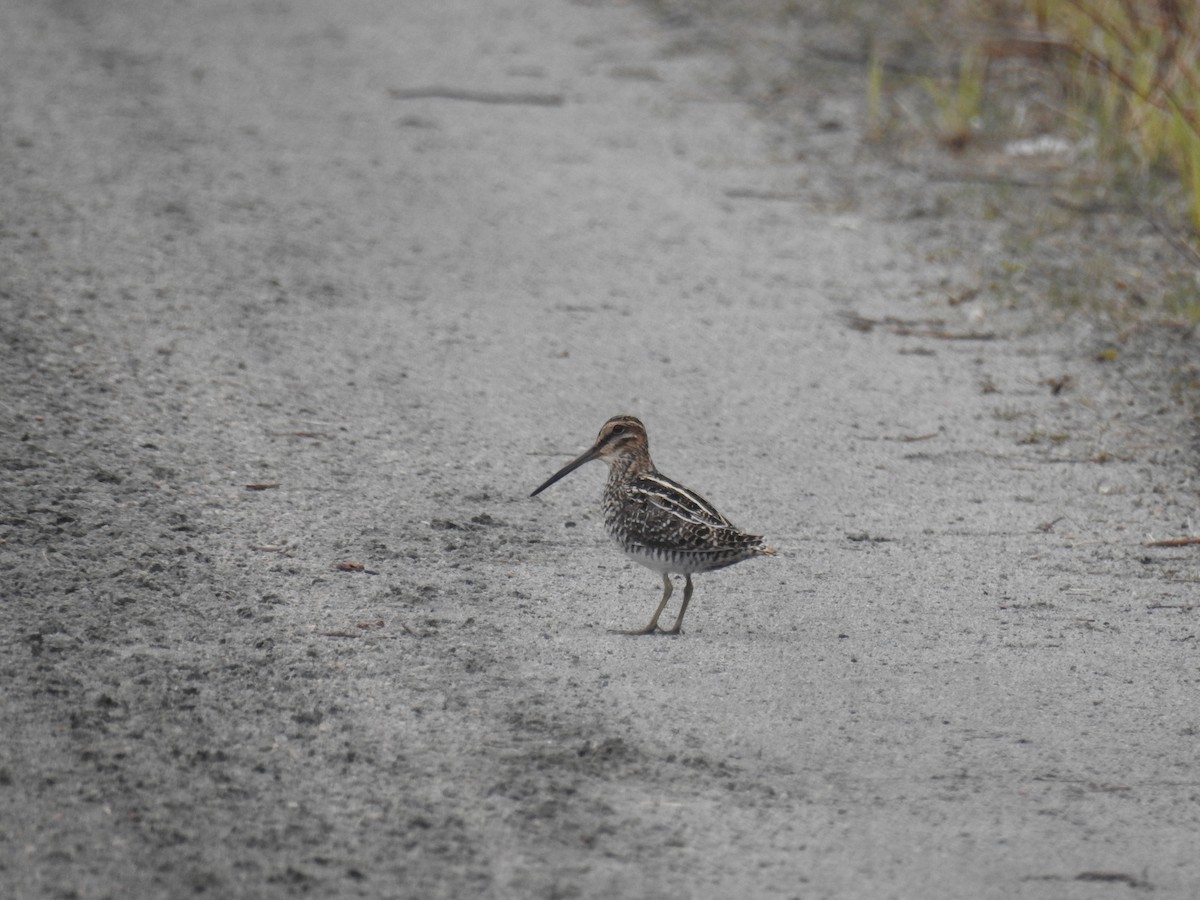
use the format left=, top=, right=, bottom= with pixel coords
left=530, top=415, right=651, bottom=497
left=590, top=415, right=648, bottom=461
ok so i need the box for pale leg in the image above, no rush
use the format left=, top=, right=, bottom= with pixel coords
left=612, top=572, right=672, bottom=635
left=663, top=574, right=694, bottom=635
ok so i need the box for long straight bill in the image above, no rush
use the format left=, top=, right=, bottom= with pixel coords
left=530, top=445, right=602, bottom=497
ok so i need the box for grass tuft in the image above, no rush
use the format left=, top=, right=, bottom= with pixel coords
left=1019, top=0, right=1200, bottom=232
left=922, top=49, right=989, bottom=150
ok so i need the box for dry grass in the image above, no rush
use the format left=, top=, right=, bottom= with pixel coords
left=849, top=0, right=1200, bottom=324
left=1025, top=1, right=1200, bottom=231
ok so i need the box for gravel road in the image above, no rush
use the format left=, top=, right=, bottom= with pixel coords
left=2, top=0, right=1197, bottom=897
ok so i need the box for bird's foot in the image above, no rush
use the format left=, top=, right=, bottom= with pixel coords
left=608, top=624, right=671, bottom=636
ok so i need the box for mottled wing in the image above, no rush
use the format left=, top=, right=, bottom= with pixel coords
left=631, top=473, right=733, bottom=529
left=617, top=473, right=765, bottom=563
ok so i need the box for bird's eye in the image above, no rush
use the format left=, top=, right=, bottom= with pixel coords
left=610, top=424, right=626, bottom=435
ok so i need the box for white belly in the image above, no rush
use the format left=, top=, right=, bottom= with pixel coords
left=619, top=541, right=686, bottom=575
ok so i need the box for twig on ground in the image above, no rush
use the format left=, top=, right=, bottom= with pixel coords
left=389, top=87, right=564, bottom=106
left=840, top=312, right=995, bottom=340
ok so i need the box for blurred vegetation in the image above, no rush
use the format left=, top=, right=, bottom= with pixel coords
left=643, top=0, right=1200, bottom=325
left=1028, top=2, right=1200, bottom=230
left=848, top=0, right=1200, bottom=325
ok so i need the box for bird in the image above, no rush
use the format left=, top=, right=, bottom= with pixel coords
left=530, top=415, right=775, bottom=635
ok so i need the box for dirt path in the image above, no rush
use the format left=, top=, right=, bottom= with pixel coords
left=2, top=1, right=1197, bottom=898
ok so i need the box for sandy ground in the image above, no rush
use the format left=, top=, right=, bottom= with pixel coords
left=2, top=0, right=1198, bottom=898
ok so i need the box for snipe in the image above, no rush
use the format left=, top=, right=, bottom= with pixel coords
left=531, top=415, right=775, bottom=635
